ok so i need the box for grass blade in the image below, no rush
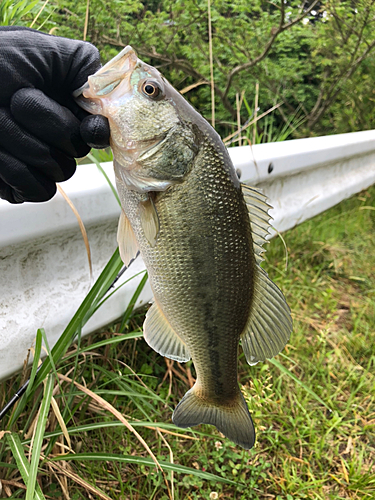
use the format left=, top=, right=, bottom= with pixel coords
left=75, top=331, right=143, bottom=351
left=29, top=0, right=49, bottom=28
left=45, top=457, right=113, bottom=500
left=51, top=452, right=237, bottom=485
left=270, top=357, right=332, bottom=411
left=21, top=421, right=200, bottom=444
left=50, top=396, right=71, bottom=450
left=7, top=433, right=46, bottom=500
left=62, top=331, right=143, bottom=361
left=92, top=268, right=146, bottom=314
left=57, top=372, right=162, bottom=471
left=119, top=271, right=148, bottom=332
left=25, top=329, right=42, bottom=398
left=26, top=374, right=54, bottom=500
left=57, top=184, right=92, bottom=278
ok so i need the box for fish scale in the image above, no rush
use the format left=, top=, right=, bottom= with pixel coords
left=76, top=45, right=292, bottom=449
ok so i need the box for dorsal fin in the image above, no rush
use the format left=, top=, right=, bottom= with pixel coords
left=240, top=184, right=292, bottom=365
left=241, top=184, right=272, bottom=265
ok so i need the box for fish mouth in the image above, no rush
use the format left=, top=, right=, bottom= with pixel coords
left=74, top=46, right=139, bottom=110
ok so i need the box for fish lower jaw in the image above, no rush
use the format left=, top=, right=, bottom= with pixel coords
left=112, top=133, right=167, bottom=158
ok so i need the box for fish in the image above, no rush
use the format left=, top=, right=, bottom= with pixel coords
left=75, top=46, right=292, bottom=450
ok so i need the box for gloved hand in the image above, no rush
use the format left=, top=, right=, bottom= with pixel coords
left=0, top=27, right=110, bottom=203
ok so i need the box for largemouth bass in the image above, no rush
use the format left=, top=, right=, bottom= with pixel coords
left=76, top=47, right=292, bottom=449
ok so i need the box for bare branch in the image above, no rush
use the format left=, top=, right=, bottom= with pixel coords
left=180, top=80, right=209, bottom=94
left=277, top=102, right=294, bottom=127
left=307, top=37, right=375, bottom=128
left=223, top=102, right=283, bottom=143
left=281, top=0, right=320, bottom=31
left=348, top=1, right=375, bottom=62
left=265, top=1, right=281, bottom=11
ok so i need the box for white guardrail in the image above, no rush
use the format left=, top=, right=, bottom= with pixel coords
left=1, top=130, right=375, bottom=380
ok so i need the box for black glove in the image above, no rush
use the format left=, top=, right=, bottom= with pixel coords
left=0, top=27, right=110, bottom=203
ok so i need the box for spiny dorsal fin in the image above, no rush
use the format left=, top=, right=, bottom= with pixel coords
left=143, top=301, right=191, bottom=362
left=240, top=184, right=292, bottom=365
left=117, top=210, right=139, bottom=266
left=241, top=184, right=272, bottom=265
left=139, top=196, right=160, bottom=247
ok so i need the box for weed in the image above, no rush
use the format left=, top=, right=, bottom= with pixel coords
left=1, top=186, right=374, bottom=498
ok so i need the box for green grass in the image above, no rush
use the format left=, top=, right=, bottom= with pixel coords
left=1, top=186, right=374, bottom=499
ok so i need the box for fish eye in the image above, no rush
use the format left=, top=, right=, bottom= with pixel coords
left=141, top=80, right=162, bottom=99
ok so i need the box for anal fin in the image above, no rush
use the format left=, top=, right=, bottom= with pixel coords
left=144, top=302, right=191, bottom=362
left=117, top=210, right=139, bottom=266
left=241, top=267, right=292, bottom=365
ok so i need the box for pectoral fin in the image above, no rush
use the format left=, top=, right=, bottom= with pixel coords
left=117, top=210, right=139, bottom=266
left=139, top=197, right=160, bottom=247
left=240, top=184, right=292, bottom=365
left=143, top=302, right=191, bottom=362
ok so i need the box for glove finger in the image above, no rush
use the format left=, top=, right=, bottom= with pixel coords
left=0, top=178, right=22, bottom=203
left=0, top=148, right=56, bottom=203
left=60, top=38, right=101, bottom=93
left=80, top=115, right=110, bottom=149
left=11, top=88, right=91, bottom=158
left=0, top=28, right=101, bottom=107
left=0, top=107, right=76, bottom=182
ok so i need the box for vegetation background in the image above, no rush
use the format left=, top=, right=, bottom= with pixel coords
left=3, top=0, right=375, bottom=141
left=0, top=1, right=374, bottom=499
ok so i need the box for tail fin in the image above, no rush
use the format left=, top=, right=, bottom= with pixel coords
left=172, top=386, right=255, bottom=450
